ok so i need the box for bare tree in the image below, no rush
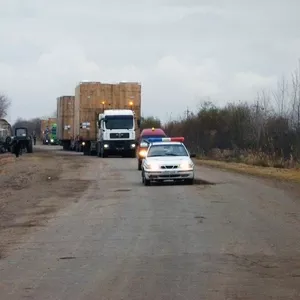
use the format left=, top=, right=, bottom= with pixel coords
left=272, top=75, right=289, bottom=117
left=0, top=93, right=11, bottom=118
left=290, top=60, right=300, bottom=128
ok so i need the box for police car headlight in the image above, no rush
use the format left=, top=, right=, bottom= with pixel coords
left=147, top=162, right=159, bottom=171
left=180, top=161, right=193, bottom=170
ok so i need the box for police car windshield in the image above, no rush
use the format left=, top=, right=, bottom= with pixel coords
left=147, top=144, right=188, bottom=157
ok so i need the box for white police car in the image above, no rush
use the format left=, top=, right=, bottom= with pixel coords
left=141, top=137, right=196, bottom=185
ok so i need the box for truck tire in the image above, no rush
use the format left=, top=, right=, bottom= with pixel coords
left=100, top=147, right=108, bottom=158
left=27, top=142, right=33, bottom=153
left=97, top=145, right=101, bottom=157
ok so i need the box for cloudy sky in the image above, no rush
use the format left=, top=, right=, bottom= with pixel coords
left=1, top=0, right=300, bottom=123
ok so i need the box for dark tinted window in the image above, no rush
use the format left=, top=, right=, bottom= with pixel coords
left=16, top=128, right=26, bottom=136
left=105, top=115, right=133, bottom=129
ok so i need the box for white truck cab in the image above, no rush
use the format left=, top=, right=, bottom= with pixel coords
left=97, top=109, right=137, bottom=157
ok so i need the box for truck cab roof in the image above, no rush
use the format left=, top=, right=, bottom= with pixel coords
left=140, top=128, right=166, bottom=136
left=102, top=109, right=134, bottom=116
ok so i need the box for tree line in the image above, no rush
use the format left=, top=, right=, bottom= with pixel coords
left=162, top=62, right=300, bottom=168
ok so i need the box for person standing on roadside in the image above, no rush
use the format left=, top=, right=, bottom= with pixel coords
left=13, top=140, right=22, bottom=157
left=32, top=131, right=36, bottom=145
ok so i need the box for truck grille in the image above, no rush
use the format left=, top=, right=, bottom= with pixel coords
left=110, top=133, right=129, bottom=139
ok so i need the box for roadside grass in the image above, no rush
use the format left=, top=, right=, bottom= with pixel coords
left=195, top=152, right=300, bottom=184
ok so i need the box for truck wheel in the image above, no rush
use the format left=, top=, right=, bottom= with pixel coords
left=27, top=142, right=33, bottom=153
left=83, top=146, right=90, bottom=155
left=101, top=147, right=107, bottom=158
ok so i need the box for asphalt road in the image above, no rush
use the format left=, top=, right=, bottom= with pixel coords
left=1, top=150, right=300, bottom=299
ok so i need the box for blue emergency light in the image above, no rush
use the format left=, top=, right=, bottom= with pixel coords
left=147, top=137, right=185, bottom=143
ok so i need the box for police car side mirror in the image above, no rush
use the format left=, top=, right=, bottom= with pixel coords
left=190, top=153, right=196, bottom=158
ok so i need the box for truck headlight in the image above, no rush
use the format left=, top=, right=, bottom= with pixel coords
left=82, top=142, right=85, bottom=146
left=104, top=144, right=109, bottom=148
left=139, top=150, right=147, bottom=157
left=130, top=144, right=135, bottom=148
left=51, top=139, right=54, bottom=142
left=180, top=161, right=193, bottom=170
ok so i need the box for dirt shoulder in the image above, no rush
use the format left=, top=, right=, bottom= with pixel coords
left=195, top=158, right=300, bottom=184
left=0, top=147, right=92, bottom=258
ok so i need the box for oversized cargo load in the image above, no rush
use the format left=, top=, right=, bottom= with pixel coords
left=73, top=81, right=141, bottom=155
left=57, top=96, right=75, bottom=150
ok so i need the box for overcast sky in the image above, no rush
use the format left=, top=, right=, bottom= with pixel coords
left=1, top=0, right=300, bottom=123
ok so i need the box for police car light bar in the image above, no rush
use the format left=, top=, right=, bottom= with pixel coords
left=147, top=137, right=185, bottom=143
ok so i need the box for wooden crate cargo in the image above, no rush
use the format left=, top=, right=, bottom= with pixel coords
left=74, top=82, right=109, bottom=141
left=48, top=118, right=57, bottom=126
left=119, top=82, right=141, bottom=138
left=57, top=96, right=75, bottom=141
left=74, top=81, right=141, bottom=141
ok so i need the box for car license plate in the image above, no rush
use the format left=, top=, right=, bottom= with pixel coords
left=165, top=171, right=175, bottom=175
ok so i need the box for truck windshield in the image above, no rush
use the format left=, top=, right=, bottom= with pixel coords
left=16, top=128, right=26, bottom=136
left=105, top=115, right=133, bottom=129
